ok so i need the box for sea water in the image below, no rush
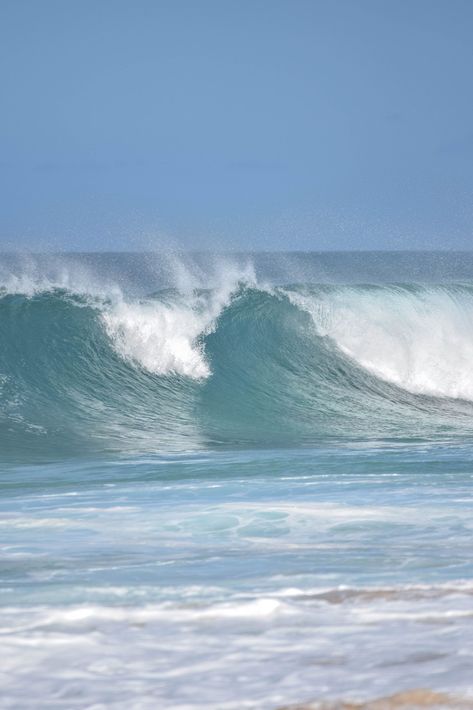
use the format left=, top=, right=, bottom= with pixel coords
left=1, top=252, right=472, bottom=709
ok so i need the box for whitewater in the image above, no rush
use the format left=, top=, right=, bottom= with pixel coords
left=1, top=252, right=473, bottom=709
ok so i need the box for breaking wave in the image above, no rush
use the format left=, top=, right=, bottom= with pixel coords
left=2, top=256, right=473, bottom=460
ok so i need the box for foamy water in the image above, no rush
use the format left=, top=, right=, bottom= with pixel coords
left=1, top=448, right=473, bottom=708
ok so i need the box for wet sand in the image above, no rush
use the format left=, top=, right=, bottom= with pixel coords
left=279, top=689, right=473, bottom=710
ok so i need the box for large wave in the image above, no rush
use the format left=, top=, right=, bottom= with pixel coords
left=2, top=255, right=473, bottom=460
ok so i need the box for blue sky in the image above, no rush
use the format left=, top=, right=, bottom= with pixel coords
left=1, top=0, right=473, bottom=250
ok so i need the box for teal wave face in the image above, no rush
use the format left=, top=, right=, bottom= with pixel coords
left=2, top=279, right=473, bottom=461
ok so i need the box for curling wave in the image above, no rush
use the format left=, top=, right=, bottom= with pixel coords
left=2, top=266, right=473, bottom=460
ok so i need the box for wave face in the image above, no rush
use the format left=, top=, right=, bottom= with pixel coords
left=2, top=254, right=473, bottom=460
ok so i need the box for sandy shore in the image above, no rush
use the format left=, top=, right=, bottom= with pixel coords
left=279, top=689, right=473, bottom=710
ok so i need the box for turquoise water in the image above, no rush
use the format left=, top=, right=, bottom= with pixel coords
left=1, top=253, right=473, bottom=708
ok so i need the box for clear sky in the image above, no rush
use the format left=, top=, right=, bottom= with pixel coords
left=1, top=0, right=473, bottom=251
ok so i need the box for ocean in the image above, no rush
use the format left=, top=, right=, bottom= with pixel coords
left=1, top=251, right=472, bottom=709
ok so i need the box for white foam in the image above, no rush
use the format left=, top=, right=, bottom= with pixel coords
left=1, top=588, right=473, bottom=709
left=102, top=297, right=213, bottom=378
left=290, top=286, right=473, bottom=400
left=101, top=259, right=255, bottom=378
